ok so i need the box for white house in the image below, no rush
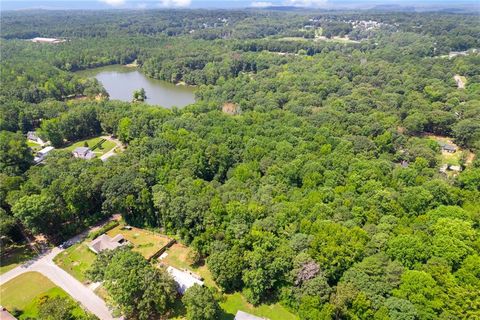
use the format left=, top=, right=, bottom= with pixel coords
left=167, top=266, right=204, bottom=294
left=34, top=146, right=54, bottom=163
left=27, top=131, right=45, bottom=145
left=234, top=311, right=267, bottom=320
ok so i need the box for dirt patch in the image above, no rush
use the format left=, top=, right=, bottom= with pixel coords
left=222, top=102, right=240, bottom=115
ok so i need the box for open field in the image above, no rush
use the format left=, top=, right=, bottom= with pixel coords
left=0, top=272, right=85, bottom=319
left=106, top=224, right=171, bottom=259
left=62, top=136, right=116, bottom=156
left=53, top=242, right=96, bottom=283
left=0, top=245, right=35, bottom=275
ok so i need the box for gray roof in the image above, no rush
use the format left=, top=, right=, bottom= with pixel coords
left=88, top=234, right=125, bottom=254
left=73, top=147, right=91, bottom=154
left=234, top=311, right=266, bottom=320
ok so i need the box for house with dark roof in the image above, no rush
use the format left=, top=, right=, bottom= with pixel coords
left=438, top=142, right=456, bottom=153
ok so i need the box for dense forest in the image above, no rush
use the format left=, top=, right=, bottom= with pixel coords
left=1, top=8, right=479, bottom=320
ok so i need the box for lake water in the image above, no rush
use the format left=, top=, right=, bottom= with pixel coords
left=77, top=65, right=195, bottom=108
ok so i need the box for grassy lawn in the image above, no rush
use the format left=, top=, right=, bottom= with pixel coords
left=161, top=243, right=215, bottom=288
left=26, top=140, right=42, bottom=152
left=0, top=244, right=35, bottom=275
left=221, top=292, right=298, bottom=320
left=0, top=272, right=86, bottom=319
left=62, top=136, right=116, bottom=156
left=106, top=224, right=171, bottom=260
left=53, top=242, right=96, bottom=283
left=161, top=243, right=298, bottom=320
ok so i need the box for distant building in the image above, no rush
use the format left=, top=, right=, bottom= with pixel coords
left=88, top=234, right=127, bottom=254
left=0, top=306, right=17, bottom=320
left=72, top=147, right=96, bottom=160
left=167, top=266, right=204, bottom=295
left=234, top=311, right=267, bottom=320
left=438, top=142, right=456, bottom=153
left=27, top=131, right=45, bottom=145
left=34, top=146, right=54, bottom=163
left=31, top=37, right=65, bottom=44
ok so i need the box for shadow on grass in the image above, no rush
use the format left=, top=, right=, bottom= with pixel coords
left=0, top=244, right=35, bottom=272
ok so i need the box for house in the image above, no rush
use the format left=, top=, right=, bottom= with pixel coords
left=88, top=234, right=127, bottom=254
left=72, top=147, right=96, bottom=160
left=234, top=311, right=267, bottom=320
left=34, top=146, right=54, bottom=163
left=166, top=266, right=204, bottom=294
left=438, top=142, right=456, bottom=153
left=31, top=37, right=65, bottom=44
left=0, top=306, right=17, bottom=320
left=27, top=131, right=45, bottom=145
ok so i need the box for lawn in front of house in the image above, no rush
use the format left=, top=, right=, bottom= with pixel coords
left=62, top=136, right=116, bottom=156
left=26, top=140, right=42, bottom=152
left=106, top=224, right=171, bottom=260
left=0, top=272, right=86, bottom=319
left=160, top=243, right=298, bottom=320
left=0, top=244, right=35, bottom=275
left=220, top=292, right=298, bottom=320
left=160, top=243, right=215, bottom=288
left=53, top=242, right=96, bottom=283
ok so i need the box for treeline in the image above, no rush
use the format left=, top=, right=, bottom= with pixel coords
left=0, top=9, right=479, bottom=320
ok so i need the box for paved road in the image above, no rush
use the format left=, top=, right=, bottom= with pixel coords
left=1, top=238, right=118, bottom=319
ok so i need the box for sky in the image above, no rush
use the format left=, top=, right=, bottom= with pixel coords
left=1, top=0, right=478, bottom=10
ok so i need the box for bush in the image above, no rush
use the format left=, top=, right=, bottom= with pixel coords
left=88, top=220, right=120, bottom=240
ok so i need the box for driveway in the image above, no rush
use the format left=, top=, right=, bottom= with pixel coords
left=1, top=237, right=119, bottom=319
left=100, top=136, right=124, bottom=162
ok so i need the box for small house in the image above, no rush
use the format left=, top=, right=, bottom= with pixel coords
left=88, top=234, right=127, bottom=254
left=234, top=311, right=267, bottom=320
left=438, top=142, right=456, bottom=153
left=167, top=266, right=204, bottom=295
left=27, top=131, right=45, bottom=145
left=34, top=146, right=54, bottom=163
left=72, top=147, right=95, bottom=160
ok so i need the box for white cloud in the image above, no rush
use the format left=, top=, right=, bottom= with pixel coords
left=158, top=0, right=191, bottom=7
left=284, top=0, right=328, bottom=7
left=250, top=1, right=273, bottom=7
left=100, top=0, right=126, bottom=6
left=137, top=2, right=147, bottom=8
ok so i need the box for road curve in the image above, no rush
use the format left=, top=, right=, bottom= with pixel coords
left=1, top=247, right=118, bottom=319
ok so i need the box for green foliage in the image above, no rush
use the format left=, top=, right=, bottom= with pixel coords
left=1, top=9, right=479, bottom=320
left=88, top=248, right=176, bottom=319
left=0, top=131, right=33, bottom=175
left=182, top=284, right=221, bottom=320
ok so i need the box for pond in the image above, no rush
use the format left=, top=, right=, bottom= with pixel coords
left=77, top=65, right=196, bottom=108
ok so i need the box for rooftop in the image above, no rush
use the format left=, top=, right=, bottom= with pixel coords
left=88, top=234, right=126, bottom=254
left=167, top=266, right=204, bottom=295
left=234, top=310, right=267, bottom=320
